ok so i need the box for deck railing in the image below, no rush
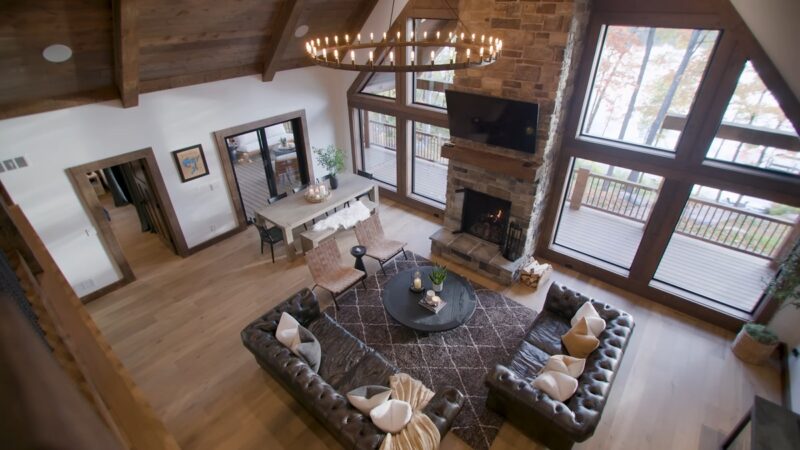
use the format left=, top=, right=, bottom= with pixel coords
left=568, top=168, right=796, bottom=259
left=369, top=120, right=449, bottom=164
left=369, top=120, right=396, bottom=150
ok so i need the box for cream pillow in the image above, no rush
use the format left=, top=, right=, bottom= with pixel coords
left=562, top=317, right=600, bottom=358
left=542, top=354, right=586, bottom=378
left=571, top=302, right=606, bottom=337
left=370, top=399, right=413, bottom=433
left=532, top=370, right=579, bottom=402
left=276, top=312, right=300, bottom=347
left=347, top=385, right=392, bottom=415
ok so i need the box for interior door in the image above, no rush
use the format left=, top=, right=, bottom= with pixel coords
left=125, top=160, right=176, bottom=252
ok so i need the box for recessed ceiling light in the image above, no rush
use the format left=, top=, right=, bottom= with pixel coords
left=43, top=44, right=72, bottom=63
left=294, top=25, right=309, bottom=38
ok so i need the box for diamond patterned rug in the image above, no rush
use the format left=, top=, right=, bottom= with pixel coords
left=323, top=251, right=537, bottom=450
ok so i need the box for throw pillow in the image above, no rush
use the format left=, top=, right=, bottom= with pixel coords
left=542, top=354, right=586, bottom=378
left=346, top=385, right=392, bottom=415
left=370, top=399, right=413, bottom=434
left=276, top=312, right=300, bottom=348
left=562, top=317, right=600, bottom=358
left=290, top=325, right=321, bottom=373
left=532, top=370, right=579, bottom=402
left=571, top=302, right=606, bottom=337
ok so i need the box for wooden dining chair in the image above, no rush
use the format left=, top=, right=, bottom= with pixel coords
left=354, top=213, right=407, bottom=275
left=254, top=222, right=284, bottom=263
left=305, top=239, right=366, bottom=309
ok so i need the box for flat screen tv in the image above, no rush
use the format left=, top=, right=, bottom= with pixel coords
left=445, top=90, right=539, bottom=154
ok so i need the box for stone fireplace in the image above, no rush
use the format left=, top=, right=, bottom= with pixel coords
left=429, top=0, right=590, bottom=285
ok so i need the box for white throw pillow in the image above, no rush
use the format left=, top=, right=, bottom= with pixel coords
left=570, top=302, right=606, bottom=337
left=276, top=312, right=300, bottom=348
left=346, top=385, right=392, bottom=415
left=370, top=399, right=413, bottom=433
left=542, top=354, right=586, bottom=378
left=532, top=370, right=579, bottom=402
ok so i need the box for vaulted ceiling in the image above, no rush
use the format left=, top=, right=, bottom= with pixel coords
left=0, top=0, right=377, bottom=119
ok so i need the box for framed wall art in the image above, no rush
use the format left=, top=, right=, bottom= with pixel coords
left=172, top=144, right=209, bottom=182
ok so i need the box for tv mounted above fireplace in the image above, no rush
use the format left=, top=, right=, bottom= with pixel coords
left=445, top=90, right=539, bottom=154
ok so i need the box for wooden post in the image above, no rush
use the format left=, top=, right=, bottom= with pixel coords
left=362, top=110, right=371, bottom=146
left=570, top=168, right=590, bottom=210
left=770, top=218, right=800, bottom=269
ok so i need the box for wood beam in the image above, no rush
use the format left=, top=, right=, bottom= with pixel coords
left=0, top=88, right=119, bottom=121
left=112, top=0, right=139, bottom=107
left=262, top=0, right=306, bottom=82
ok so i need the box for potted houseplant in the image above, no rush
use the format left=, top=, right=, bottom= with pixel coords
left=767, top=241, right=800, bottom=348
left=429, top=265, right=448, bottom=292
left=732, top=323, right=779, bottom=364
left=314, top=145, right=345, bottom=190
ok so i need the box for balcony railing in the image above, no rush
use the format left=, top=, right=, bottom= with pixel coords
left=368, top=120, right=449, bottom=164
left=568, top=168, right=797, bottom=259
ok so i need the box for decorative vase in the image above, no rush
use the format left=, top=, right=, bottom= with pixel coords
left=329, top=174, right=339, bottom=190
left=432, top=282, right=443, bottom=293
left=732, top=328, right=779, bottom=365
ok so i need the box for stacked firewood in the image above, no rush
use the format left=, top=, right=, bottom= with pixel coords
left=519, top=258, right=552, bottom=290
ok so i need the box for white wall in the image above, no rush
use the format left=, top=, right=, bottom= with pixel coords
left=731, top=0, right=800, bottom=100
left=0, top=67, right=353, bottom=296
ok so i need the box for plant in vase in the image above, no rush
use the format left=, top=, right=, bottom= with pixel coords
left=732, top=323, right=779, bottom=364
left=429, top=265, right=447, bottom=293
left=314, top=145, right=345, bottom=190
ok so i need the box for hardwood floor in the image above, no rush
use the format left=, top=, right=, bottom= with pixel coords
left=87, top=198, right=781, bottom=450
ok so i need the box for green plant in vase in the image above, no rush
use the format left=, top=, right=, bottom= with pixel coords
left=429, top=265, right=448, bottom=292
left=313, top=145, right=345, bottom=190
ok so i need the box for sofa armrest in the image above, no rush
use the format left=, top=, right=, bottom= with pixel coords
left=486, top=364, right=600, bottom=441
left=242, top=288, right=320, bottom=336
left=422, top=387, right=465, bottom=437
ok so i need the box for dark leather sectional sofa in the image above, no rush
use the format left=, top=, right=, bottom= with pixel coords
left=241, top=288, right=465, bottom=449
left=485, top=283, right=635, bottom=450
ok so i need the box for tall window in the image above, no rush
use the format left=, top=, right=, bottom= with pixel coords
left=412, top=122, right=450, bottom=203
left=359, top=111, right=398, bottom=187
left=542, top=12, right=800, bottom=326
left=412, top=18, right=456, bottom=109
left=582, top=26, right=718, bottom=151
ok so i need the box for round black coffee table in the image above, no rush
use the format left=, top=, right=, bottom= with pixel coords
left=382, top=267, right=477, bottom=332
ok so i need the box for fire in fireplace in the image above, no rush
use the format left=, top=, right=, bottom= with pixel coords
left=460, top=189, right=512, bottom=246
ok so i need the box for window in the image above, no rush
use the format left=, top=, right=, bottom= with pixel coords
left=581, top=26, right=718, bottom=151
left=359, top=110, right=398, bottom=187
left=541, top=5, right=800, bottom=327
left=553, top=158, right=663, bottom=270
left=652, top=186, right=798, bottom=313
left=412, top=122, right=450, bottom=203
left=361, top=72, right=396, bottom=99
left=412, top=19, right=456, bottom=109
left=705, top=61, right=800, bottom=175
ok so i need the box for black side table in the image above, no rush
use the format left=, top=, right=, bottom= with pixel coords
left=351, top=245, right=367, bottom=273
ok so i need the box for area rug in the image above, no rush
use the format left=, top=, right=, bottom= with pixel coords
left=323, top=252, right=537, bottom=450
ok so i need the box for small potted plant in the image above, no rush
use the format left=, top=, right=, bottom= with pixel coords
left=314, top=145, right=345, bottom=190
left=429, top=265, right=448, bottom=293
left=731, top=323, right=779, bottom=364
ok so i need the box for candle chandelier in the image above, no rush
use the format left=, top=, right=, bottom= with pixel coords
left=303, top=0, right=502, bottom=73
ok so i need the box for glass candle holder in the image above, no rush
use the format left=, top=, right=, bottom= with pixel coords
left=412, top=270, right=422, bottom=291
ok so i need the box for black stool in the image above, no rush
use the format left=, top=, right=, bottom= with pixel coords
left=351, top=245, right=367, bottom=273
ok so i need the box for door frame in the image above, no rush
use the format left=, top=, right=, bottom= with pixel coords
left=67, top=147, right=188, bottom=301
left=212, top=109, right=314, bottom=229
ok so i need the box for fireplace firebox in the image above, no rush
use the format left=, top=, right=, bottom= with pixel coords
left=460, top=189, right=511, bottom=246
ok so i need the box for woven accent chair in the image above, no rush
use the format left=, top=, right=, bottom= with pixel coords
left=305, top=238, right=366, bottom=309
left=354, top=213, right=407, bottom=275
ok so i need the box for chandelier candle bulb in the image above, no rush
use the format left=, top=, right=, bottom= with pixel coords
left=448, top=31, right=451, bottom=40
left=423, top=31, right=427, bottom=40
left=369, top=50, right=373, bottom=64
left=466, top=48, right=470, bottom=62
left=322, top=48, right=327, bottom=60
left=383, top=32, right=387, bottom=41
left=410, top=50, right=414, bottom=64
left=357, top=33, right=361, bottom=43
left=370, top=32, right=374, bottom=42
left=345, top=34, right=349, bottom=43
left=481, top=34, right=485, bottom=43
left=430, top=50, right=435, bottom=64
left=351, top=50, right=355, bottom=65
left=325, top=36, right=329, bottom=45
left=471, top=33, right=476, bottom=42
left=460, top=32, right=464, bottom=41
left=316, top=38, right=320, bottom=46
left=334, top=35, right=338, bottom=45
left=389, top=50, right=394, bottom=65
left=334, top=49, right=339, bottom=63
left=479, top=47, right=484, bottom=60
left=396, top=30, right=400, bottom=40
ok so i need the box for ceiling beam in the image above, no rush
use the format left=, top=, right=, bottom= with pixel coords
left=262, top=0, right=306, bottom=82
left=112, top=0, right=139, bottom=107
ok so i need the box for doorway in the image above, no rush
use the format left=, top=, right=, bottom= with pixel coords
left=68, top=148, right=186, bottom=300
left=213, top=110, right=314, bottom=227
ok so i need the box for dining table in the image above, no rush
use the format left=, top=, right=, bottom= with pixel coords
left=255, top=173, right=379, bottom=261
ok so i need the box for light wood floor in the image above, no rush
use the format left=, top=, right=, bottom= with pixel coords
left=87, top=198, right=782, bottom=450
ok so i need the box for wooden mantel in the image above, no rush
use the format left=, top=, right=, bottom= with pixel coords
left=441, top=143, right=538, bottom=181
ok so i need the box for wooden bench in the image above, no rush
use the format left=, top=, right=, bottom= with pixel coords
left=299, top=199, right=377, bottom=252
